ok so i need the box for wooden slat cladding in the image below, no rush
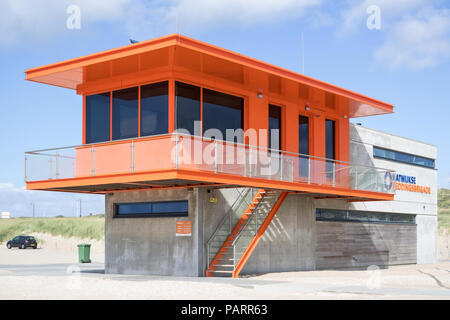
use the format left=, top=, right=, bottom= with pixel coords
left=316, top=221, right=417, bottom=269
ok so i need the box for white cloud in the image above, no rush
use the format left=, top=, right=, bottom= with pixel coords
left=0, top=182, right=104, bottom=218
left=0, top=0, right=130, bottom=46
left=338, top=1, right=450, bottom=69
left=375, top=8, right=450, bottom=69
left=0, top=0, right=324, bottom=46
left=123, top=0, right=323, bottom=40
left=339, top=0, right=427, bottom=33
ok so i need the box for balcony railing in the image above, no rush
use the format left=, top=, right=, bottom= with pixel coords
left=24, top=133, right=395, bottom=195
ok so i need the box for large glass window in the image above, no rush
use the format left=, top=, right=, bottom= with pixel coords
left=316, top=208, right=416, bottom=225
left=175, top=81, right=201, bottom=135
left=373, top=146, right=435, bottom=169
left=269, top=104, right=282, bottom=150
left=112, top=87, right=139, bottom=140
left=203, top=89, right=244, bottom=142
left=140, top=81, right=168, bottom=137
left=325, top=119, right=336, bottom=179
left=85, top=92, right=111, bottom=143
left=325, top=119, right=335, bottom=160
left=299, top=115, right=309, bottom=155
left=299, top=115, right=309, bottom=177
left=114, top=200, right=189, bottom=218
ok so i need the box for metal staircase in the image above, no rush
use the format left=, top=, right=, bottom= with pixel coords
left=206, top=188, right=288, bottom=278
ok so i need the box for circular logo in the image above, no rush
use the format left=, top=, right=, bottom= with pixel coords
left=384, top=171, right=394, bottom=191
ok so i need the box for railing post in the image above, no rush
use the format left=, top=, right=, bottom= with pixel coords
left=375, top=171, right=378, bottom=191
left=233, top=246, right=236, bottom=270
left=175, top=135, right=179, bottom=169
left=243, top=147, right=247, bottom=177
left=255, top=209, right=258, bottom=233
left=249, top=148, right=253, bottom=177
left=55, top=152, right=60, bottom=179
left=280, top=153, right=283, bottom=181
left=130, top=141, right=135, bottom=173
left=308, top=157, right=311, bottom=184
left=214, top=140, right=218, bottom=173
left=332, top=161, right=336, bottom=187
left=24, top=155, right=27, bottom=182
left=48, top=158, right=52, bottom=180
left=91, top=146, right=95, bottom=176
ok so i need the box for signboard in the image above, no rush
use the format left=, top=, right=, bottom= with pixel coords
left=385, top=173, right=431, bottom=194
left=176, top=221, right=192, bottom=237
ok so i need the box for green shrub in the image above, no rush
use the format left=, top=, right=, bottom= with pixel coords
left=0, top=217, right=105, bottom=243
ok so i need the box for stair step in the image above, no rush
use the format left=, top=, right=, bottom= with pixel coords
left=209, top=270, right=233, bottom=277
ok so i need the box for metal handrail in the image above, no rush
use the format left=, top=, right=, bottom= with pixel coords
left=25, top=132, right=394, bottom=174
left=231, top=192, right=270, bottom=247
left=206, top=188, right=254, bottom=263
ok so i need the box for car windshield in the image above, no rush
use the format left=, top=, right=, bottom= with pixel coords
left=26, top=237, right=35, bottom=240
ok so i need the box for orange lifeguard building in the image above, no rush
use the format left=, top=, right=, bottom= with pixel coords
left=24, top=35, right=436, bottom=277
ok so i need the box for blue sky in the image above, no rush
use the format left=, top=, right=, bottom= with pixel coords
left=0, top=0, right=449, bottom=217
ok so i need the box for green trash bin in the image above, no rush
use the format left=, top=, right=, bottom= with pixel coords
left=77, top=244, right=91, bottom=263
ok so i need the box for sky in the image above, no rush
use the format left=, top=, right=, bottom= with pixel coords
left=0, top=0, right=449, bottom=217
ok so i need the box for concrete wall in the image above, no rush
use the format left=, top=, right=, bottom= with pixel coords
left=239, top=194, right=316, bottom=275
left=105, top=188, right=203, bottom=276
left=348, top=124, right=438, bottom=264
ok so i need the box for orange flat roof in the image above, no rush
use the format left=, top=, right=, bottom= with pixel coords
left=25, top=34, right=394, bottom=117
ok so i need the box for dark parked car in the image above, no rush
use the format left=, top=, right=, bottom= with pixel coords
left=6, top=236, right=37, bottom=249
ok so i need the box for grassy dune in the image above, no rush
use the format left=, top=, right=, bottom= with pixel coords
left=438, top=188, right=450, bottom=231
left=0, top=216, right=105, bottom=243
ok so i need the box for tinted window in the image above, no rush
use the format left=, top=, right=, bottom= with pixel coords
left=325, top=119, right=335, bottom=160
left=112, top=87, right=139, bottom=140
left=203, top=89, right=244, bottom=142
left=269, top=105, right=281, bottom=150
left=86, top=92, right=111, bottom=143
left=373, top=146, right=435, bottom=169
left=140, top=81, right=168, bottom=137
left=316, top=208, right=416, bottom=225
left=298, top=115, right=310, bottom=177
left=114, top=200, right=189, bottom=218
left=175, top=82, right=201, bottom=135
left=299, top=115, right=309, bottom=155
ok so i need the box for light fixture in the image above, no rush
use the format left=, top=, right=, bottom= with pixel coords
left=343, top=115, right=348, bottom=119
left=257, top=90, right=263, bottom=99
left=305, top=102, right=310, bottom=111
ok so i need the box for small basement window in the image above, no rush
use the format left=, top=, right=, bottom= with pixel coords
left=114, top=200, right=188, bottom=218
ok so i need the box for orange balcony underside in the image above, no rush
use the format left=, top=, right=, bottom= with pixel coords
left=26, top=168, right=394, bottom=202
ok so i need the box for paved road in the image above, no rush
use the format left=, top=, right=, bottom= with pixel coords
left=1, top=247, right=450, bottom=299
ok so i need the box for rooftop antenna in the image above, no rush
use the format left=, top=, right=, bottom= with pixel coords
left=301, top=32, right=305, bottom=74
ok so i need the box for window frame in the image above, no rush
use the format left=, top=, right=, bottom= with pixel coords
left=316, top=208, right=416, bottom=225
left=113, top=200, right=189, bottom=219
left=268, top=104, right=282, bottom=151
left=373, top=146, right=435, bottom=169
left=84, top=80, right=170, bottom=144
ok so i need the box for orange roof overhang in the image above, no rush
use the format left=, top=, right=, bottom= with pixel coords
left=25, top=34, right=394, bottom=118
